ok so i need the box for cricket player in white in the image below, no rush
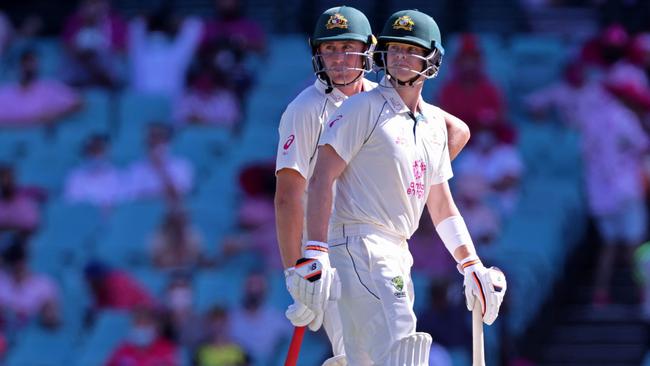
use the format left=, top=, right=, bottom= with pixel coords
left=276, top=6, right=471, bottom=366
left=287, top=10, right=507, bottom=365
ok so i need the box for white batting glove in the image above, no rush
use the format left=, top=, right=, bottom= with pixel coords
left=460, top=256, right=507, bottom=325
left=322, top=355, right=347, bottom=366
left=285, top=242, right=340, bottom=317
left=285, top=300, right=324, bottom=331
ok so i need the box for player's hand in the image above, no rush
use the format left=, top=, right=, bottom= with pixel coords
left=460, top=256, right=507, bottom=325
left=285, top=241, right=340, bottom=314
left=285, top=300, right=324, bottom=331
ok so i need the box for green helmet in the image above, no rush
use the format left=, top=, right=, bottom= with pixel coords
left=374, top=10, right=445, bottom=82
left=310, top=6, right=374, bottom=49
left=310, top=6, right=375, bottom=89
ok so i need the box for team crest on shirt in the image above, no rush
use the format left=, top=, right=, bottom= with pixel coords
left=326, top=13, right=349, bottom=29
left=393, top=16, right=415, bottom=31
left=391, top=276, right=407, bottom=298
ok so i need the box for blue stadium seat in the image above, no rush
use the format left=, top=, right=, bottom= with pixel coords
left=94, top=200, right=165, bottom=268
left=118, top=91, right=171, bottom=128
left=55, top=89, right=112, bottom=148
left=59, top=269, right=91, bottom=334
left=74, top=310, right=131, bottom=366
left=29, top=202, right=102, bottom=273
left=132, top=267, right=168, bottom=298
left=0, top=128, right=46, bottom=162
left=172, top=126, right=232, bottom=178
left=509, top=35, right=566, bottom=95
left=194, top=269, right=246, bottom=311
left=5, top=324, right=76, bottom=366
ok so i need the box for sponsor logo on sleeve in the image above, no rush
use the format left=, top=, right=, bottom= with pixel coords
left=283, top=134, right=295, bottom=150
left=328, top=114, right=343, bottom=128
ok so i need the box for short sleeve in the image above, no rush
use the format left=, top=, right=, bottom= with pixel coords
left=431, top=141, right=453, bottom=185
left=431, top=112, right=453, bottom=185
left=275, top=104, right=320, bottom=179
left=319, top=96, right=373, bottom=164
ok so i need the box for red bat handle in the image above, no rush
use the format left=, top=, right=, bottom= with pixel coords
left=285, top=325, right=306, bottom=366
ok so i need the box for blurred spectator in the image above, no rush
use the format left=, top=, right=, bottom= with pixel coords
left=201, top=39, right=254, bottom=102
left=204, top=0, right=266, bottom=55
left=0, top=238, right=60, bottom=330
left=129, top=11, right=202, bottom=97
left=173, top=67, right=241, bottom=127
left=455, top=177, right=501, bottom=247
left=454, top=129, right=524, bottom=217
left=229, top=272, right=290, bottom=364
left=417, top=279, right=471, bottom=358
left=0, top=49, right=82, bottom=126
left=106, top=307, right=178, bottom=366
left=222, top=195, right=279, bottom=268
left=62, top=0, right=126, bottom=88
left=525, top=61, right=601, bottom=124
left=150, top=209, right=205, bottom=270
left=604, top=33, right=650, bottom=116
left=438, top=34, right=515, bottom=143
left=162, top=274, right=202, bottom=351
left=125, top=123, right=194, bottom=202
left=580, top=24, right=630, bottom=77
left=409, top=211, right=457, bottom=278
left=196, top=306, right=249, bottom=366
left=64, top=134, right=123, bottom=207
left=0, top=164, right=40, bottom=236
left=586, top=85, right=649, bottom=306
left=221, top=163, right=280, bottom=270
left=84, top=261, right=154, bottom=311
left=530, top=61, right=650, bottom=305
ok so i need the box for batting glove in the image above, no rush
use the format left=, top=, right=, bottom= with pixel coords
left=285, top=300, right=324, bottom=331
left=285, top=242, right=340, bottom=319
left=460, top=256, right=507, bottom=325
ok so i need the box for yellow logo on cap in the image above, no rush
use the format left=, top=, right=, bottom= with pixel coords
left=326, top=13, right=349, bottom=29
left=393, top=15, right=415, bottom=31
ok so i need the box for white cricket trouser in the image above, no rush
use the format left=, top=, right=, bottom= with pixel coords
left=328, top=223, right=416, bottom=365
left=323, top=299, right=346, bottom=356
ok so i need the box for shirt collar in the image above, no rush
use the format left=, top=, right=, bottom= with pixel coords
left=377, top=76, right=425, bottom=115
left=314, top=79, right=347, bottom=105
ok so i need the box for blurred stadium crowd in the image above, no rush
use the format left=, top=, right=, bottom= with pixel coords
left=0, top=0, right=649, bottom=365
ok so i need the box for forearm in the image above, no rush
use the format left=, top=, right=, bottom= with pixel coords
left=306, top=174, right=334, bottom=242
left=275, top=192, right=304, bottom=269
left=428, top=182, right=476, bottom=262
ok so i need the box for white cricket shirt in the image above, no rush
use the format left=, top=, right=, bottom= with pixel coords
left=276, top=78, right=377, bottom=180
left=319, top=77, right=453, bottom=239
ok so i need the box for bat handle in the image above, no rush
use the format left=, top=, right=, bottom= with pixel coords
left=472, top=298, right=486, bottom=366
left=285, top=326, right=306, bottom=366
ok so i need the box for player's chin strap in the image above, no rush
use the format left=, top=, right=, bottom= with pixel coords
left=316, top=70, right=365, bottom=94
left=387, top=70, right=423, bottom=87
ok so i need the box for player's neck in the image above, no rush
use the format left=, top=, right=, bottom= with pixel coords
left=393, top=83, right=423, bottom=113
left=336, top=80, right=364, bottom=97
